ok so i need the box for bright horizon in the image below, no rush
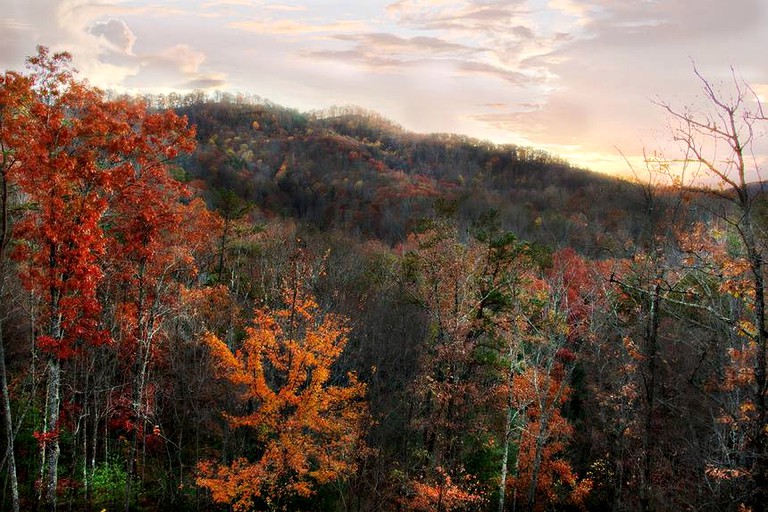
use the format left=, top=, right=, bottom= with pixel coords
left=2, top=0, right=767, bottom=180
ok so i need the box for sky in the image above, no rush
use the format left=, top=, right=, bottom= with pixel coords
left=1, top=0, right=767, bottom=180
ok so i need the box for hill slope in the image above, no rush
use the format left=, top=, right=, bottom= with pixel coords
left=177, top=100, right=649, bottom=252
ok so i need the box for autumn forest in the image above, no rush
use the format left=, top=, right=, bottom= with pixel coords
left=1, top=47, right=767, bottom=512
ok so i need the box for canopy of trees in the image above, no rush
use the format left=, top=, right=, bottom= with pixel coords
left=0, top=47, right=766, bottom=512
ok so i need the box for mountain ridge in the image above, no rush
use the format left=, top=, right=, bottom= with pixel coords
left=175, top=98, right=654, bottom=253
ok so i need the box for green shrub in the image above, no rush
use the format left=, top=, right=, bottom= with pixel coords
left=90, top=458, right=136, bottom=508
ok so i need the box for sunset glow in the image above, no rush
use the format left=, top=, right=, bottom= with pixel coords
left=3, top=0, right=766, bottom=178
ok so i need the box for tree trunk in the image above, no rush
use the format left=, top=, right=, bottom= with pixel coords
left=43, top=355, right=61, bottom=512
left=498, top=401, right=513, bottom=512
left=0, top=323, right=20, bottom=512
left=641, top=282, right=661, bottom=512
left=525, top=410, right=549, bottom=512
left=125, top=261, right=149, bottom=512
left=0, top=144, right=19, bottom=512
left=510, top=424, right=525, bottom=512
left=125, top=341, right=151, bottom=512
left=743, top=212, right=768, bottom=512
left=499, top=349, right=520, bottom=512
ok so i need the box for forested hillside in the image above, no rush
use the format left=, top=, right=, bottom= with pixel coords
left=1, top=47, right=767, bottom=512
left=173, top=99, right=655, bottom=253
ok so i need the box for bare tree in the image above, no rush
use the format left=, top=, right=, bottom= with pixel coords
left=657, top=65, right=768, bottom=512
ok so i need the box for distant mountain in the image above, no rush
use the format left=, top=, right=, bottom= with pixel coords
left=175, top=99, right=661, bottom=253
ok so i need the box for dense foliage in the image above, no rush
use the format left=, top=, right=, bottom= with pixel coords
left=0, top=48, right=766, bottom=512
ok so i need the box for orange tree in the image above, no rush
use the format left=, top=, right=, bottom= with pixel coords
left=196, top=285, right=369, bottom=511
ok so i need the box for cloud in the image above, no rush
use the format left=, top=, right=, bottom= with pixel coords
left=441, top=0, right=767, bottom=177
left=570, top=0, right=766, bottom=45
left=0, top=17, right=35, bottom=69
left=386, top=0, right=455, bottom=16
left=119, top=44, right=227, bottom=92
left=302, top=31, right=495, bottom=75
left=146, top=44, right=207, bottom=74
left=456, top=61, right=530, bottom=85
left=265, top=4, right=307, bottom=11
left=471, top=98, right=589, bottom=146
left=0, top=2, right=241, bottom=93
left=547, top=0, right=595, bottom=23
left=329, top=32, right=482, bottom=60
left=360, top=33, right=480, bottom=56
left=201, top=0, right=255, bottom=7
left=301, top=31, right=540, bottom=94
left=88, top=19, right=136, bottom=55
left=382, top=0, right=577, bottom=86
left=229, top=18, right=365, bottom=34
left=180, top=75, right=228, bottom=89
left=388, top=0, right=529, bottom=32
left=511, top=25, right=535, bottom=39
left=0, top=19, right=32, bottom=32
left=303, top=49, right=409, bottom=69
